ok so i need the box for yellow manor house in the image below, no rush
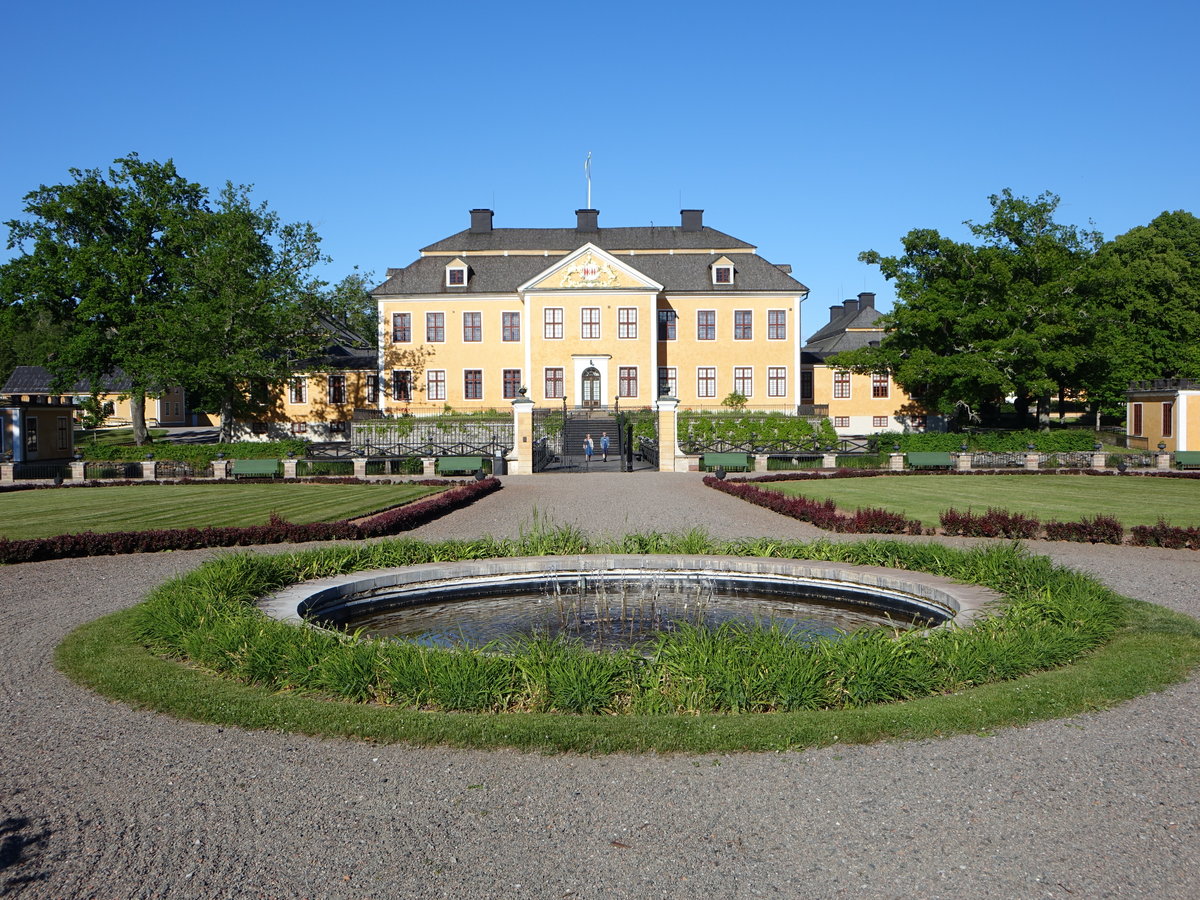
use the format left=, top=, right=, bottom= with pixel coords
left=370, top=208, right=811, bottom=413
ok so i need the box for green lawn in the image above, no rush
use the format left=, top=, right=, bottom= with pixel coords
left=0, top=483, right=444, bottom=540
left=763, top=475, right=1200, bottom=528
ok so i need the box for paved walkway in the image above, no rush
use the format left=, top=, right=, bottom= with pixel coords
left=2, top=473, right=1198, bottom=898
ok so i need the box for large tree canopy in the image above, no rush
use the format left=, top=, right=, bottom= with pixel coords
left=2, top=155, right=338, bottom=443
left=837, top=190, right=1104, bottom=426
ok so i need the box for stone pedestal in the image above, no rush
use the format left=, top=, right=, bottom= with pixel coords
left=352, top=459, right=368, bottom=479
left=70, top=461, right=87, bottom=482
left=754, top=453, right=770, bottom=472
left=956, top=453, right=972, bottom=471
left=1090, top=452, right=1107, bottom=470
left=422, top=457, right=437, bottom=477
left=211, top=459, right=231, bottom=480
left=1024, top=453, right=1041, bottom=470
left=1156, top=452, right=1171, bottom=471
left=888, top=453, right=904, bottom=471
left=141, top=461, right=157, bottom=481
left=0, top=462, right=13, bottom=485
left=822, top=453, right=838, bottom=469
left=282, top=459, right=299, bottom=479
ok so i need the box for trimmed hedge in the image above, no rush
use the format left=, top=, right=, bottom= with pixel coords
left=872, top=430, right=1097, bottom=453
left=0, top=478, right=501, bottom=564
left=704, top=476, right=924, bottom=535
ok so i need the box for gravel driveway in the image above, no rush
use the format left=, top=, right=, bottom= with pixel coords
left=2, top=473, right=1198, bottom=899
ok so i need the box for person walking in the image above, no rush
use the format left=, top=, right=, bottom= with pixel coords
left=600, top=432, right=610, bottom=462
left=583, top=434, right=594, bottom=467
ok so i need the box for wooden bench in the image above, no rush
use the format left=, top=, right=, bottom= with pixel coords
left=231, top=459, right=280, bottom=479
left=1175, top=451, right=1200, bottom=469
left=702, top=452, right=752, bottom=472
left=906, top=451, right=954, bottom=470
left=436, top=455, right=485, bottom=475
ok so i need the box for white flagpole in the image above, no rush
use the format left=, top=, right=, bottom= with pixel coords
left=584, top=152, right=592, bottom=208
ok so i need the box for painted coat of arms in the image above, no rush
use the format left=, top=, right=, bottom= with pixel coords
left=561, top=254, right=618, bottom=288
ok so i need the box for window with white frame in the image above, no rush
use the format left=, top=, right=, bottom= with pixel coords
left=697, top=367, right=717, bottom=398
left=1131, top=402, right=1142, bottom=436
left=618, top=307, right=637, bottom=339
left=713, top=264, right=733, bottom=284
left=544, top=307, right=563, bottom=339
left=658, top=367, right=677, bottom=397
left=502, top=311, right=520, bottom=342
left=392, top=370, right=412, bottom=402
left=657, top=309, right=676, bottom=341
left=734, top=310, right=752, bottom=340
left=833, top=371, right=851, bottom=399
left=733, top=367, right=753, bottom=397
left=329, top=421, right=346, bottom=434
left=463, top=311, right=482, bottom=342
left=366, top=375, right=378, bottom=404
left=25, top=417, right=37, bottom=452
left=618, top=366, right=638, bottom=398
left=288, top=378, right=306, bottom=404
left=392, top=312, right=411, bottom=343
left=291, top=422, right=307, bottom=435
left=873, top=416, right=889, bottom=428
left=833, top=416, right=850, bottom=428
left=544, top=367, right=564, bottom=399
left=426, top=312, right=445, bottom=342
left=1163, top=402, right=1174, bottom=438
left=872, top=373, right=889, bottom=398
left=768, top=309, right=786, bottom=340
left=426, top=369, right=446, bottom=401
left=768, top=367, right=787, bottom=397
left=463, top=369, right=483, bottom=400
left=446, top=264, right=467, bottom=286
left=328, top=375, right=346, bottom=405
left=581, top=307, right=600, bottom=339
left=503, top=369, right=522, bottom=399
left=697, top=310, right=716, bottom=340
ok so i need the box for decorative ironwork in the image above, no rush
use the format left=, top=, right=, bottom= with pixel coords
left=350, top=417, right=512, bottom=459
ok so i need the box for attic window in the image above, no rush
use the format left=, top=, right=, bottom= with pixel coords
left=712, top=264, right=733, bottom=285
left=446, top=264, right=467, bottom=286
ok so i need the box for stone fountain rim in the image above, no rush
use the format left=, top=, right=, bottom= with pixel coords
left=258, top=554, right=1000, bottom=631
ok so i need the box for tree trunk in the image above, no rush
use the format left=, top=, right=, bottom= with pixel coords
left=1058, top=385, right=1067, bottom=421
left=220, top=393, right=235, bottom=444
left=1037, top=394, right=1051, bottom=431
left=130, top=391, right=152, bottom=445
left=1013, top=395, right=1030, bottom=426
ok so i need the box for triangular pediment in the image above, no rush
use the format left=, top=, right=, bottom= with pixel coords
left=519, top=243, right=663, bottom=292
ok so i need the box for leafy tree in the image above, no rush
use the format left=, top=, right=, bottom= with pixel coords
left=323, top=268, right=378, bottom=343
left=2, top=155, right=205, bottom=444
left=162, top=183, right=332, bottom=441
left=1079, top=210, right=1200, bottom=413
left=840, top=190, right=1103, bottom=427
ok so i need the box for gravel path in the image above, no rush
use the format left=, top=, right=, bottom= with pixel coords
left=2, top=473, right=1198, bottom=899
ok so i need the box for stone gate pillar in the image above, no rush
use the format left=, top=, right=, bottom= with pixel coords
left=510, top=395, right=534, bottom=474
left=654, top=396, right=680, bottom=472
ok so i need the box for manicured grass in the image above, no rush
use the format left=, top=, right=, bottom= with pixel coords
left=762, top=475, right=1200, bottom=528
left=0, top=483, right=444, bottom=540
left=75, top=427, right=168, bottom=447
left=56, top=577, right=1200, bottom=754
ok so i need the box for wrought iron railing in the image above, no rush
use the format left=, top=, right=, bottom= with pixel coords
left=155, top=461, right=215, bottom=479
left=84, top=461, right=144, bottom=479
left=13, top=462, right=72, bottom=481
left=532, top=437, right=554, bottom=473
left=638, top=437, right=659, bottom=469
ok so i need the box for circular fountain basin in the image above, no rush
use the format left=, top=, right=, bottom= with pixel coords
left=259, top=555, right=998, bottom=652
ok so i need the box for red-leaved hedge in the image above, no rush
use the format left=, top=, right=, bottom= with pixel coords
left=0, top=478, right=501, bottom=564
left=704, top=476, right=924, bottom=535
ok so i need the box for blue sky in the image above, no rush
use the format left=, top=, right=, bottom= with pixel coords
left=2, top=0, right=1197, bottom=340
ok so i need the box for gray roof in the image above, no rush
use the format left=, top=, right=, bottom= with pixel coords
left=373, top=251, right=808, bottom=297
left=2, top=366, right=135, bottom=395
left=421, top=224, right=755, bottom=254
left=804, top=301, right=886, bottom=359
left=293, top=317, right=377, bottom=371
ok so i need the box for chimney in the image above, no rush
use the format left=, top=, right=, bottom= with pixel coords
left=775, top=263, right=792, bottom=274
left=857, top=291, right=876, bottom=309
left=843, top=298, right=860, bottom=314
left=469, top=209, right=493, bottom=234
left=829, top=305, right=842, bottom=322
left=680, top=209, right=704, bottom=232
left=576, top=208, right=599, bottom=232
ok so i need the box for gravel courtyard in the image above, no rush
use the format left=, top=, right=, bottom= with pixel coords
left=2, top=473, right=1197, bottom=899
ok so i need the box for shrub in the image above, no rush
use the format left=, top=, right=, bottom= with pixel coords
left=1044, top=515, right=1124, bottom=544
left=1129, top=519, right=1200, bottom=550
left=940, top=507, right=1040, bottom=539
left=705, top=477, right=922, bottom=535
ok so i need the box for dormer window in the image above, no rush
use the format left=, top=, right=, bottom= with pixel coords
left=711, top=257, right=735, bottom=285
left=446, top=259, right=468, bottom=287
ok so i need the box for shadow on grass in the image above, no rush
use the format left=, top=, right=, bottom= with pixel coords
left=55, top=599, right=1200, bottom=755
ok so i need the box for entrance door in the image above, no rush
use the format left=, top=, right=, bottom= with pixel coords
left=581, top=367, right=601, bottom=408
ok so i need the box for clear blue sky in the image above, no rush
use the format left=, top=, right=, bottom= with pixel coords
left=2, top=0, right=1197, bottom=341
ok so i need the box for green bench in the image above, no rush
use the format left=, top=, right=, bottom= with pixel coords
left=231, top=459, right=281, bottom=479
left=1175, top=451, right=1200, bottom=469
left=907, top=451, right=955, bottom=470
left=436, top=455, right=485, bottom=475
left=702, top=452, right=752, bottom=472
